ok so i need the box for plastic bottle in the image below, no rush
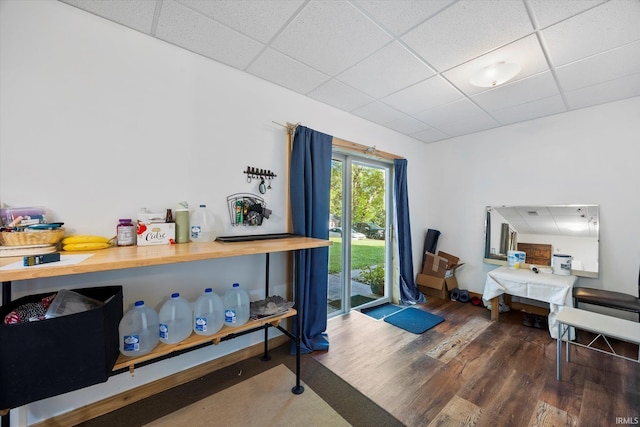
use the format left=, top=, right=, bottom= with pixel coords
left=118, top=300, right=159, bottom=357
left=223, top=283, right=250, bottom=327
left=175, top=202, right=190, bottom=243
left=116, top=218, right=136, bottom=246
left=193, top=288, right=224, bottom=336
left=190, top=204, right=216, bottom=242
left=158, top=293, right=193, bottom=344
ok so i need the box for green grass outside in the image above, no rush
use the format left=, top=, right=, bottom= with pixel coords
left=328, top=237, right=385, bottom=274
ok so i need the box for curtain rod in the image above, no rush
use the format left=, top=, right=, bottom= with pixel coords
left=273, top=121, right=404, bottom=161
left=272, top=121, right=300, bottom=135
left=332, top=137, right=403, bottom=161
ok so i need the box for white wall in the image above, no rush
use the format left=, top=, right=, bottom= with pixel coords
left=0, top=1, right=428, bottom=425
left=421, top=96, right=640, bottom=300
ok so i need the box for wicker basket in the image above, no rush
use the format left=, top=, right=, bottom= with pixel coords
left=0, top=228, right=65, bottom=246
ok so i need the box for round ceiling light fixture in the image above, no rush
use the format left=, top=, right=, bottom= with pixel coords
left=469, top=61, right=521, bottom=87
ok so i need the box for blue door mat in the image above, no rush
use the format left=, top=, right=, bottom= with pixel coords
left=384, top=307, right=444, bottom=334
left=361, top=303, right=405, bottom=320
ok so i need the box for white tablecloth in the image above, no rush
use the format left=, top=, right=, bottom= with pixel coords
left=483, top=266, right=577, bottom=339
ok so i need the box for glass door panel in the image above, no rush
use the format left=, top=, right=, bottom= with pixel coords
left=350, top=162, right=387, bottom=308
left=327, top=158, right=345, bottom=314
left=328, top=155, right=390, bottom=316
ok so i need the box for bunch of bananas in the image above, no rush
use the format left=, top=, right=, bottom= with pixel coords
left=61, top=235, right=115, bottom=251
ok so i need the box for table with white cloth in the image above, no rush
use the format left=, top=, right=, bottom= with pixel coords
left=482, top=266, right=577, bottom=339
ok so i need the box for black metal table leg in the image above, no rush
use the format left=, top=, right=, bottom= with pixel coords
left=1, top=281, right=10, bottom=427
left=261, top=253, right=271, bottom=361
left=292, top=252, right=304, bottom=395
left=2, top=281, right=10, bottom=307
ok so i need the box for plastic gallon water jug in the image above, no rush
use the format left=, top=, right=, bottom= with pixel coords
left=159, top=293, right=193, bottom=344
left=119, top=300, right=159, bottom=357
left=190, top=204, right=216, bottom=242
left=223, top=283, right=250, bottom=327
left=193, top=288, right=224, bottom=336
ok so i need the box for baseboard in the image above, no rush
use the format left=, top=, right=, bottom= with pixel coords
left=31, top=335, right=289, bottom=427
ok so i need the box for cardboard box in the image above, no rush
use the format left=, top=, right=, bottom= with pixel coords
left=421, top=251, right=461, bottom=277
left=417, top=251, right=464, bottom=300
left=416, top=274, right=459, bottom=300
left=137, top=222, right=175, bottom=246
left=0, top=286, right=123, bottom=409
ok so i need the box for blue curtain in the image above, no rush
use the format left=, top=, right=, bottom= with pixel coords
left=394, top=159, right=426, bottom=304
left=290, top=125, right=332, bottom=353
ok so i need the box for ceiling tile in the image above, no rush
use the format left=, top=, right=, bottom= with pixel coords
left=156, top=0, right=264, bottom=69
left=352, top=0, right=455, bottom=35
left=414, top=99, right=499, bottom=137
left=542, top=0, right=640, bottom=67
left=410, top=126, right=451, bottom=144
left=443, top=34, right=549, bottom=96
left=307, top=80, right=374, bottom=112
left=247, top=48, right=330, bottom=94
left=381, top=75, right=462, bottom=115
left=555, top=41, right=640, bottom=92
left=490, top=94, right=566, bottom=125
left=336, top=42, right=434, bottom=99
left=527, top=0, right=606, bottom=29
left=271, top=1, right=391, bottom=76
left=471, top=71, right=559, bottom=112
left=433, top=112, right=499, bottom=137
left=60, top=0, right=156, bottom=34
left=384, top=116, right=431, bottom=135
left=563, top=73, right=640, bottom=110
left=176, top=0, right=304, bottom=43
left=402, top=0, right=533, bottom=71
left=60, top=0, right=157, bottom=33
left=414, top=98, right=478, bottom=127
left=351, top=101, right=406, bottom=125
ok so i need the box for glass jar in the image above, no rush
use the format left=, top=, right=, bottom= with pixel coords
left=117, top=218, right=136, bottom=246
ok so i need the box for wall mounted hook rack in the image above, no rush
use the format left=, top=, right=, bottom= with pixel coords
left=244, top=166, right=276, bottom=194
left=244, top=166, right=276, bottom=181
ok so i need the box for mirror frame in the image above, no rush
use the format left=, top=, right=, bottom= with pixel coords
left=483, top=205, right=599, bottom=278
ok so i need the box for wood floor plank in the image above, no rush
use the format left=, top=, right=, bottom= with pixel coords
left=402, top=358, right=466, bottom=426
left=426, top=316, right=492, bottom=363
left=475, top=368, right=545, bottom=427
left=427, top=395, right=482, bottom=427
left=456, top=337, right=527, bottom=407
left=579, top=376, right=617, bottom=426
left=539, top=363, right=585, bottom=418
left=528, top=400, right=578, bottom=427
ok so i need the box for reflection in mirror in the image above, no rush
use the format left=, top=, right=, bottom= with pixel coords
left=484, top=205, right=599, bottom=278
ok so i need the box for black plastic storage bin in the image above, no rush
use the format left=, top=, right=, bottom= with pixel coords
left=0, top=286, right=123, bottom=409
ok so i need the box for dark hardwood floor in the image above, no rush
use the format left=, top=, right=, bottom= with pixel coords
left=313, top=298, right=640, bottom=427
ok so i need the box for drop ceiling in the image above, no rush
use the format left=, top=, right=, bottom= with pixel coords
left=60, top=0, right=640, bottom=144
left=494, top=205, right=599, bottom=237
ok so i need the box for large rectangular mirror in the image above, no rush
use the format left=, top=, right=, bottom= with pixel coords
left=484, top=205, right=599, bottom=278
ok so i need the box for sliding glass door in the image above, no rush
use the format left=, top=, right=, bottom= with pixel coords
left=327, top=153, right=392, bottom=316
